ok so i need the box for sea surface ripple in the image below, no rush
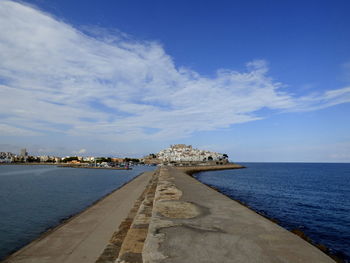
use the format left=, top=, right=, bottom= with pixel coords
left=0, top=165, right=154, bottom=260
left=195, top=162, right=350, bottom=262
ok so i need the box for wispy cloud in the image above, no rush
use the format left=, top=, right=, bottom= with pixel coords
left=73, top=148, right=87, bottom=155
left=0, top=123, right=42, bottom=136
left=1, top=0, right=350, bottom=142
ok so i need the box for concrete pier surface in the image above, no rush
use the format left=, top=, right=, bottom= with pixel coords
left=143, top=166, right=334, bottom=263
left=3, top=171, right=154, bottom=263
left=3, top=164, right=335, bottom=263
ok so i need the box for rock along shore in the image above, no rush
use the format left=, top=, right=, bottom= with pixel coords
left=3, top=164, right=335, bottom=263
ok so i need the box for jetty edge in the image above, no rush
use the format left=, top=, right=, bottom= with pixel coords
left=139, top=165, right=334, bottom=263
left=2, top=171, right=155, bottom=263
left=3, top=164, right=336, bottom=263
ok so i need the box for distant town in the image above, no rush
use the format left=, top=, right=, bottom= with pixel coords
left=146, top=144, right=228, bottom=165
left=0, top=144, right=229, bottom=168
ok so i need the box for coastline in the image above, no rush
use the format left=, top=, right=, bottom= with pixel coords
left=0, top=163, right=58, bottom=165
left=0, top=163, right=131, bottom=170
left=57, top=165, right=132, bottom=170
left=0, top=163, right=147, bottom=170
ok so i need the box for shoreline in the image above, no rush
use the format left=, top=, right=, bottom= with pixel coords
left=0, top=163, right=132, bottom=170
left=0, top=163, right=58, bottom=165
left=57, top=165, right=132, bottom=170
left=1, top=170, right=154, bottom=262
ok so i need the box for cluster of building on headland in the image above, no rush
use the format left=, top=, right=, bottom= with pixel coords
left=0, top=144, right=229, bottom=167
left=144, top=144, right=229, bottom=166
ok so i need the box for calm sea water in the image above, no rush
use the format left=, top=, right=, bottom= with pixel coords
left=0, top=165, right=155, bottom=260
left=194, top=163, right=350, bottom=262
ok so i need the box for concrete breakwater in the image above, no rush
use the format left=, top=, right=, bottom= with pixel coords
left=3, top=164, right=335, bottom=263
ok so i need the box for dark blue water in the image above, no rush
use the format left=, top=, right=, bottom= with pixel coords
left=0, top=165, right=155, bottom=260
left=194, top=163, right=350, bottom=262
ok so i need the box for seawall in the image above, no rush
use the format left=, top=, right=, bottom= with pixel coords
left=142, top=166, right=334, bottom=263
left=3, top=164, right=335, bottom=262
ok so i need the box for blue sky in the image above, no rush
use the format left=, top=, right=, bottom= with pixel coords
left=0, top=0, right=350, bottom=162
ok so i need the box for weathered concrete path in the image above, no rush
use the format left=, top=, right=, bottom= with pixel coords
left=4, top=165, right=336, bottom=263
left=143, top=167, right=334, bottom=263
left=3, top=171, right=153, bottom=263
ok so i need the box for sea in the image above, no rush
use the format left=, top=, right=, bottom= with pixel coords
left=0, top=165, right=154, bottom=260
left=1, top=163, right=349, bottom=262
left=194, top=162, right=350, bottom=262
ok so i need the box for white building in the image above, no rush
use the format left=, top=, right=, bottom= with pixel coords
left=157, top=144, right=227, bottom=163
left=39, top=156, right=49, bottom=162
left=0, top=152, right=14, bottom=163
left=83, top=156, right=95, bottom=162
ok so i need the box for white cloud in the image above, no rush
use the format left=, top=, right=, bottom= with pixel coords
left=0, top=0, right=350, bottom=142
left=0, top=124, right=42, bottom=136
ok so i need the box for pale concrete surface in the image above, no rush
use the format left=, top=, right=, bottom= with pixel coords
left=3, top=171, right=154, bottom=263
left=144, top=167, right=334, bottom=263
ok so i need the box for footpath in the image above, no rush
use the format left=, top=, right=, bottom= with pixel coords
left=4, top=165, right=335, bottom=263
